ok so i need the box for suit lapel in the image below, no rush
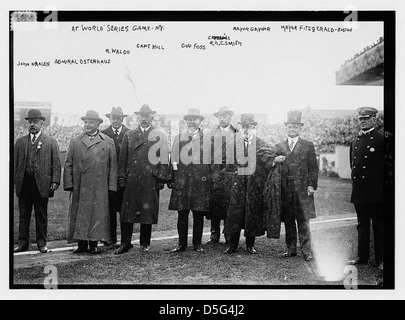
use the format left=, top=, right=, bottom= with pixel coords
left=293, top=137, right=304, bottom=155
left=134, top=126, right=154, bottom=149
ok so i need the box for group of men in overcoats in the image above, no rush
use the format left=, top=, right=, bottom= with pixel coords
left=13, top=105, right=386, bottom=271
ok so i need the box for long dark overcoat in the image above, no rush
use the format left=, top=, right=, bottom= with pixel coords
left=223, top=135, right=273, bottom=237
left=119, top=126, right=169, bottom=224
left=207, top=125, right=238, bottom=220
left=276, top=137, right=318, bottom=221
left=14, top=133, right=61, bottom=198
left=63, top=132, right=117, bottom=243
left=168, top=130, right=212, bottom=212
left=101, top=124, right=130, bottom=212
left=349, top=129, right=384, bottom=204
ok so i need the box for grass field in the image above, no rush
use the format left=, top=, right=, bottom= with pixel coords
left=12, top=176, right=387, bottom=287
left=12, top=176, right=355, bottom=245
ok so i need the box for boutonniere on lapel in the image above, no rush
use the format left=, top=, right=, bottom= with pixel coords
left=36, top=141, right=43, bottom=151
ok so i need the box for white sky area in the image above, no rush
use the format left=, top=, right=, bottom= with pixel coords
left=13, top=21, right=383, bottom=124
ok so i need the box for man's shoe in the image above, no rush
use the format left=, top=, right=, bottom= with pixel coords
left=171, top=245, right=186, bottom=253
left=223, top=246, right=237, bottom=254
left=38, top=246, right=49, bottom=253
left=13, top=245, right=28, bottom=253
left=282, top=251, right=297, bottom=257
left=102, top=240, right=117, bottom=246
left=247, top=246, right=257, bottom=254
left=73, top=246, right=88, bottom=254
left=303, top=253, right=313, bottom=261
left=206, top=239, right=219, bottom=245
left=141, top=245, right=150, bottom=253
left=89, top=247, right=101, bottom=254
left=114, top=244, right=131, bottom=255
left=193, top=245, right=204, bottom=253
left=347, top=257, right=368, bottom=265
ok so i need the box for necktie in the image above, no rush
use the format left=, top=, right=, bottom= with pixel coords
left=31, top=135, right=36, bottom=143
left=114, top=129, right=119, bottom=136
left=289, top=140, right=294, bottom=151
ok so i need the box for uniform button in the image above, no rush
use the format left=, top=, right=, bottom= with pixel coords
left=354, top=156, right=357, bottom=159
left=355, top=147, right=358, bottom=149
left=367, top=146, right=370, bottom=148
left=363, top=166, right=366, bottom=168
left=362, top=176, right=365, bottom=179
left=370, top=137, right=374, bottom=139
left=357, top=138, right=360, bottom=141
left=353, top=166, right=356, bottom=169
left=134, top=160, right=137, bottom=163
left=353, top=176, right=356, bottom=179
left=100, top=161, right=103, bottom=163
left=364, top=156, right=368, bottom=158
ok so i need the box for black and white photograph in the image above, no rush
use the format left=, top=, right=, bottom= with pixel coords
left=3, top=0, right=403, bottom=303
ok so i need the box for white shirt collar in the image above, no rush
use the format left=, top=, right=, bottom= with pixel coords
left=288, top=136, right=299, bottom=144
left=30, top=131, right=42, bottom=140
left=141, top=125, right=151, bottom=133
left=113, top=126, right=122, bottom=135
left=220, top=125, right=230, bottom=133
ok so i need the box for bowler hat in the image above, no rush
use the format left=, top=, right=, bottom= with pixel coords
left=25, top=109, right=45, bottom=121
left=214, top=106, right=234, bottom=118
left=238, top=113, right=258, bottom=127
left=81, top=110, right=103, bottom=123
left=183, top=108, right=204, bottom=121
left=284, top=110, right=304, bottom=126
left=134, top=104, right=157, bottom=115
left=105, top=106, right=127, bottom=118
left=357, top=106, right=378, bottom=118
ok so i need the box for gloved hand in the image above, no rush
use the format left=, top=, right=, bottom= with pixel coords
left=118, top=178, right=126, bottom=188
left=156, top=180, right=165, bottom=190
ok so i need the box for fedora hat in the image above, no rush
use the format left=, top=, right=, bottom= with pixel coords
left=356, top=106, right=378, bottom=118
left=134, top=104, right=157, bottom=115
left=25, top=109, right=46, bottom=121
left=105, top=106, right=127, bottom=118
left=214, top=106, right=234, bottom=118
left=284, top=110, right=304, bottom=126
left=81, top=110, right=103, bottom=123
left=183, top=108, right=204, bottom=121
left=238, top=113, right=257, bottom=127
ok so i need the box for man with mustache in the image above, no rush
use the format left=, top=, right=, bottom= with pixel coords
left=64, top=110, right=117, bottom=254
left=168, top=108, right=211, bottom=253
left=14, top=109, right=61, bottom=253
left=347, top=107, right=384, bottom=271
left=115, top=104, right=168, bottom=254
left=207, top=106, right=237, bottom=245
left=101, top=107, right=130, bottom=246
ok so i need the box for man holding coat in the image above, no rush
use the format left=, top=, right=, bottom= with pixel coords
left=63, top=110, right=117, bottom=254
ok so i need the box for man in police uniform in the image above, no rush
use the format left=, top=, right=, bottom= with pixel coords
left=348, top=107, right=384, bottom=271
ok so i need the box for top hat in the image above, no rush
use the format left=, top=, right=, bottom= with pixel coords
left=214, top=106, right=235, bottom=118
left=134, top=104, right=157, bottom=115
left=284, top=110, right=304, bottom=126
left=105, top=106, right=127, bottom=118
left=183, top=108, right=204, bottom=121
left=25, top=109, right=46, bottom=121
left=238, top=113, right=258, bottom=127
left=357, top=106, right=378, bottom=118
left=81, top=110, right=103, bottom=123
